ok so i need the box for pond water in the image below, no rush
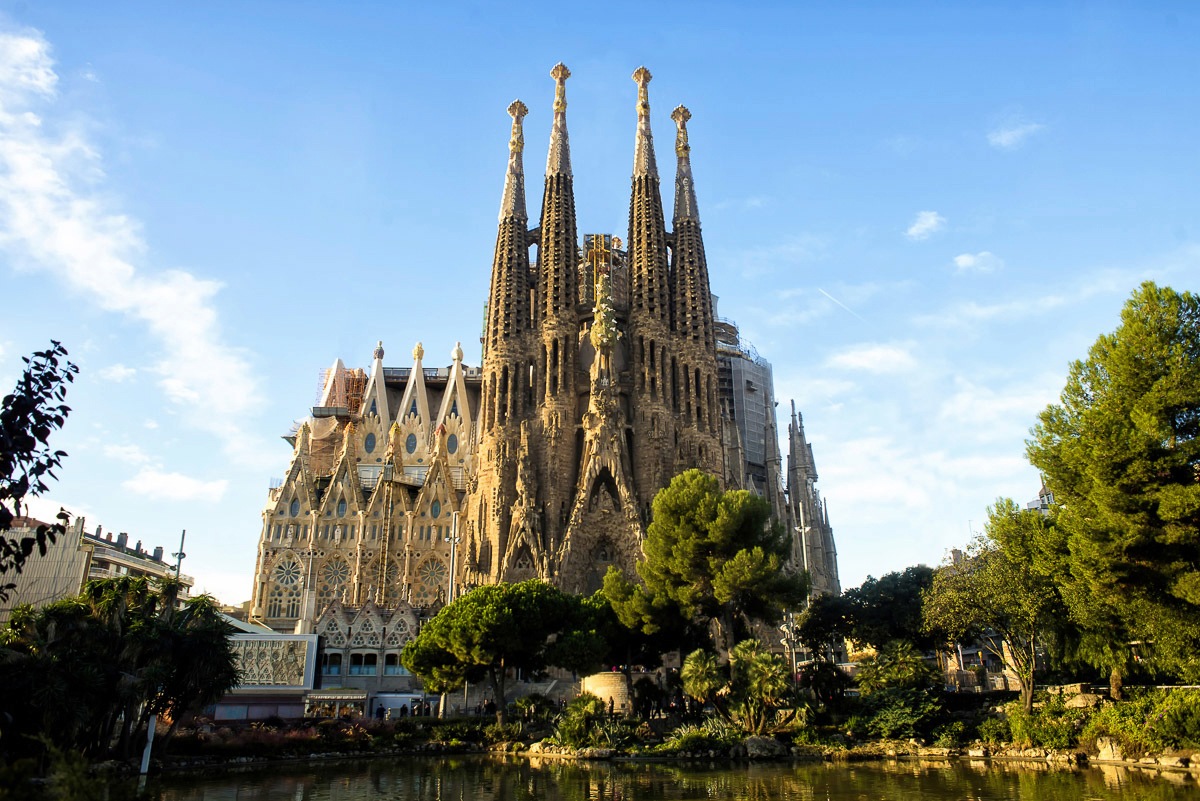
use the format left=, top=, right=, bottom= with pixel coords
left=138, top=756, right=1197, bottom=801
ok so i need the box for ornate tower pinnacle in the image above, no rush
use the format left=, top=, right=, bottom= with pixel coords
left=632, top=66, right=657, bottom=177
left=546, top=63, right=572, bottom=177
left=633, top=66, right=652, bottom=116
left=499, top=100, right=529, bottom=221
left=672, top=105, right=698, bottom=223
left=551, top=62, right=570, bottom=111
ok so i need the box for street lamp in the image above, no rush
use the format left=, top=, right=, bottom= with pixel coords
left=779, top=611, right=801, bottom=683
left=444, top=511, right=460, bottom=601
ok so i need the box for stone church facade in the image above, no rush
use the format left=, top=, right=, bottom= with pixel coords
left=248, top=65, right=839, bottom=635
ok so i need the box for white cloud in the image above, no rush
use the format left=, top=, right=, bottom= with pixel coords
left=905, top=211, right=945, bottom=241
left=724, top=234, right=827, bottom=279
left=122, top=469, right=228, bottom=502
left=826, top=342, right=918, bottom=374
left=103, top=443, right=152, bottom=464
left=988, top=122, right=1044, bottom=150
left=98, top=363, right=136, bottom=382
left=953, top=251, right=1004, bottom=274
left=0, top=28, right=270, bottom=466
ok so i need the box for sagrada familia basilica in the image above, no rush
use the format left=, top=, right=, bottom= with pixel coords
left=248, top=66, right=840, bottom=637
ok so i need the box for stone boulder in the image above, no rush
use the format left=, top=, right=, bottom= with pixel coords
left=1065, top=693, right=1104, bottom=709
left=1095, top=737, right=1124, bottom=762
left=743, top=736, right=788, bottom=759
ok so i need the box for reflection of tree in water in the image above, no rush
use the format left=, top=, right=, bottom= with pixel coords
left=153, top=757, right=1199, bottom=801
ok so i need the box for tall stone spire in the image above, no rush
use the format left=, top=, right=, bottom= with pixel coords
left=626, top=66, right=676, bottom=517
left=498, top=100, right=528, bottom=222
left=545, top=62, right=572, bottom=177
left=473, top=99, right=538, bottom=585
left=671, top=105, right=699, bottom=223
left=627, top=66, right=671, bottom=330
left=538, top=63, right=579, bottom=330
left=632, top=66, right=658, bottom=178
left=535, top=63, right=581, bottom=562
left=482, top=99, right=533, bottom=410
left=666, top=104, right=721, bottom=472
left=669, top=104, right=715, bottom=353
left=485, top=101, right=532, bottom=356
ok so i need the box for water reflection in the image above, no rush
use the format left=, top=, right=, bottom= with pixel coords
left=147, top=757, right=1197, bottom=801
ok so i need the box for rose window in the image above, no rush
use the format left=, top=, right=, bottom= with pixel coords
left=273, top=558, right=302, bottom=587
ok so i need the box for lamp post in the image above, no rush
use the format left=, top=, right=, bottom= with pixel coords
left=438, top=511, right=463, bottom=720
left=779, top=611, right=801, bottom=684
left=445, top=511, right=460, bottom=601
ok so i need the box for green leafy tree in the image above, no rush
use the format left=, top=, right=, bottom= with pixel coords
left=0, top=576, right=238, bottom=760
left=680, top=640, right=801, bottom=735
left=850, top=641, right=943, bottom=741
left=1027, top=281, right=1200, bottom=685
left=0, top=342, right=78, bottom=600
left=604, top=469, right=808, bottom=654
left=923, top=499, right=1064, bottom=713
left=798, top=566, right=944, bottom=657
left=401, top=580, right=603, bottom=724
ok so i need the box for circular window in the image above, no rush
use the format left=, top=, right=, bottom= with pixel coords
left=364, top=432, right=376, bottom=454
left=289, top=499, right=300, bottom=517
left=447, top=433, right=458, bottom=454
left=273, top=558, right=302, bottom=587
left=406, top=433, right=417, bottom=454
left=431, top=500, right=441, bottom=519
left=337, top=499, right=347, bottom=517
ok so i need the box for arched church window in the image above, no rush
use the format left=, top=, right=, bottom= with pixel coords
left=289, top=498, right=300, bottom=517
left=337, top=499, right=347, bottom=517
left=431, top=500, right=441, bottom=519
left=364, top=433, right=376, bottom=454
left=447, top=433, right=458, bottom=454
left=406, top=433, right=418, bottom=454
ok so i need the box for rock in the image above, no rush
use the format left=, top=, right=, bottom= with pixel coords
left=1138, top=757, right=1158, bottom=765
left=1096, top=737, right=1124, bottom=762
left=528, top=741, right=544, bottom=754
left=967, top=748, right=990, bottom=758
left=577, top=747, right=614, bottom=759
left=743, top=736, right=788, bottom=759
left=1065, top=693, right=1104, bottom=709
left=1157, top=755, right=1189, bottom=768
left=919, top=747, right=951, bottom=758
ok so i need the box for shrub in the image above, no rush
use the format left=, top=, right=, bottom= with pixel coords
left=933, top=720, right=967, bottom=748
left=977, top=716, right=1010, bottom=745
left=656, top=723, right=734, bottom=756
left=553, top=693, right=607, bottom=749
left=429, top=721, right=485, bottom=744
left=1081, top=688, right=1200, bottom=756
left=484, top=721, right=524, bottom=744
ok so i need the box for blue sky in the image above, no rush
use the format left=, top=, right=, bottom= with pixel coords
left=2, top=2, right=1197, bottom=605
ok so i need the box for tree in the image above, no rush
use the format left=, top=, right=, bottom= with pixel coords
left=680, top=639, right=801, bottom=735
left=798, top=566, right=944, bottom=656
left=604, top=469, right=808, bottom=654
left=401, top=580, right=603, bottom=724
left=0, top=576, right=239, bottom=760
left=1027, top=281, right=1200, bottom=684
left=0, top=342, right=78, bottom=600
left=923, top=499, right=1064, bottom=713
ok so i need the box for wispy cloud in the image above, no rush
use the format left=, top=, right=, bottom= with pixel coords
left=103, top=443, right=152, bottom=464
left=122, top=468, right=228, bottom=502
left=98, top=363, right=137, bottom=382
left=0, top=28, right=271, bottom=467
left=905, top=211, right=945, bottom=241
left=953, top=251, right=1004, bottom=274
left=988, top=120, right=1044, bottom=150
left=712, top=195, right=769, bottom=212
left=826, top=342, right=918, bottom=374
left=725, top=234, right=827, bottom=279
